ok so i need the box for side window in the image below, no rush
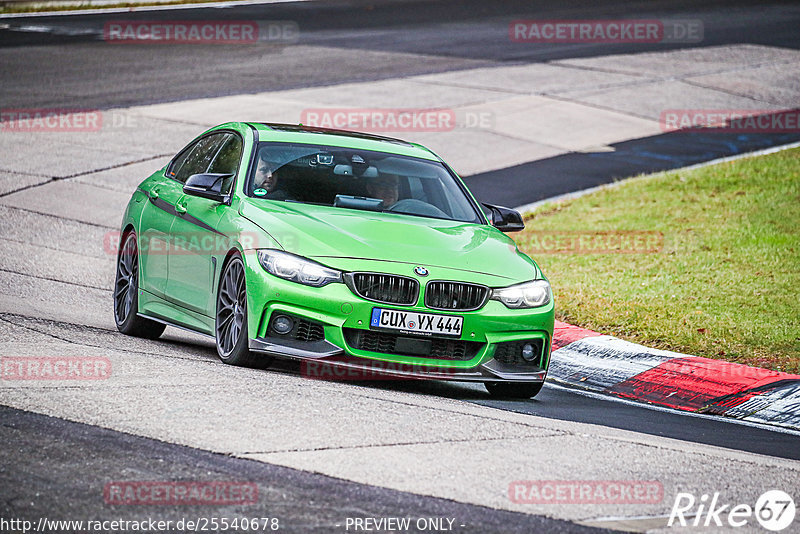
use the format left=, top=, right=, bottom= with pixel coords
left=207, top=134, right=243, bottom=194
left=170, top=134, right=227, bottom=184
left=166, top=146, right=193, bottom=181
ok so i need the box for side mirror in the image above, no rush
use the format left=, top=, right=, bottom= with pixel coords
left=183, top=173, right=232, bottom=202
left=482, top=203, right=525, bottom=232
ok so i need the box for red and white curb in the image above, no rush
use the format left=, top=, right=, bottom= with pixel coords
left=549, top=321, right=800, bottom=431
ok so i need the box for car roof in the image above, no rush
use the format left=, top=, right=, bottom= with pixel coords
left=247, top=122, right=442, bottom=162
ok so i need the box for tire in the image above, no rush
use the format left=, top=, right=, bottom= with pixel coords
left=215, top=253, right=260, bottom=367
left=113, top=231, right=166, bottom=339
left=485, top=381, right=544, bottom=399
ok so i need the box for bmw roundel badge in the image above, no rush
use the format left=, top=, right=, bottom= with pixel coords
left=414, top=266, right=429, bottom=276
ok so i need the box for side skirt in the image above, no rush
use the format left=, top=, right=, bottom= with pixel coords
left=137, top=312, right=216, bottom=341
left=137, top=289, right=215, bottom=337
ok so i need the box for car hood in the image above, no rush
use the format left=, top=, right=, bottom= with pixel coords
left=240, top=199, right=540, bottom=284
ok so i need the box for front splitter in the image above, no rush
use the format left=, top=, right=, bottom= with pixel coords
left=249, top=336, right=546, bottom=383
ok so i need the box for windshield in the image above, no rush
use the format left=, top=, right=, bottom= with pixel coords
left=247, top=142, right=483, bottom=223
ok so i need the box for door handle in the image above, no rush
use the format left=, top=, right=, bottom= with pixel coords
left=149, top=188, right=160, bottom=200
left=175, top=203, right=187, bottom=215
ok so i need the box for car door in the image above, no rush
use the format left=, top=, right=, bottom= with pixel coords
left=165, top=132, right=243, bottom=316
left=137, top=164, right=188, bottom=298
left=139, top=134, right=228, bottom=299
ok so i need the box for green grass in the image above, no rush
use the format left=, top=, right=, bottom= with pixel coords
left=513, top=148, right=800, bottom=373
left=0, top=0, right=225, bottom=14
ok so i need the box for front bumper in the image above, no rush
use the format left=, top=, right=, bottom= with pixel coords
left=243, top=251, right=554, bottom=382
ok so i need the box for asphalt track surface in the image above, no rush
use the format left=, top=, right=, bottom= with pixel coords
left=0, top=405, right=611, bottom=533
left=260, top=356, right=800, bottom=462
left=2, top=0, right=800, bottom=531
left=393, top=381, right=800, bottom=462
left=466, top=129, right=800, bottom=207
left=2, top=0, right=800, bottom=109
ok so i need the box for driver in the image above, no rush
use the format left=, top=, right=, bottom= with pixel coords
left=254, top=156, right=277, bottom=192
left=253, top=154, right=292, bottom=200
left=366, top=174, right=400, bottom=208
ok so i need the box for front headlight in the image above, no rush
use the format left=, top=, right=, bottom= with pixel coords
left=491, top=279, right=551, bottom=309
left=256, top=249, right=342, bottom=287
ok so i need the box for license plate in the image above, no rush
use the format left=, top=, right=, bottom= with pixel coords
left=370, top=308, right=463, bottom=337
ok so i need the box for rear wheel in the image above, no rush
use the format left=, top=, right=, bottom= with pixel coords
left=485, top=381, right=544, bottom=399
left=113, top=231, right=166, bottom=339
left=215, top=254, right=259, bottom=367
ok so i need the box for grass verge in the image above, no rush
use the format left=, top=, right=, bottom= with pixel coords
left=0, top=0, right=227, bottom=15
left=512, top=148, right=800, bottom=373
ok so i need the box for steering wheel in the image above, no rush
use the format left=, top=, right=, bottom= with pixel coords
left=385, top=199, right=449, bottom=218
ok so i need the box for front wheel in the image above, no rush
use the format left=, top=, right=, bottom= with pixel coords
left=485, top=381, right=544, bottom=399
left=215, top=253, right=260, bottom=367
left=113, top=231, right=166, bottom=339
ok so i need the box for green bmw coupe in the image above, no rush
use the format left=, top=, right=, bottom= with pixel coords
left=114, top=122, right=554, bottom=398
